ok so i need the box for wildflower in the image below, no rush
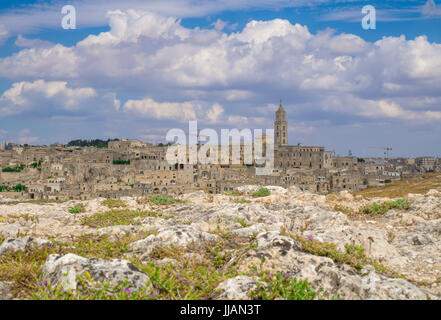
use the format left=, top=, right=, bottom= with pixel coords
left=205, top=215, right=211, bottom=220
left=307, top=235, right=314, bottom=241
left=123, top=288, right=132, bottom=294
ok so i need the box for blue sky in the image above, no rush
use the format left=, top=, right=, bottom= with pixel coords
left=0, top=0, right=441, bottom=157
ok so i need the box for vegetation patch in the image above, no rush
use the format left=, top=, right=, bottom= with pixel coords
left=333, top=205, right=353, bottom=215
left=149, top=195, right=178, bottom=205
left=354, top=173, right=441, bottom=199
left=284, top=232, right=403, bottom=279
left=295, top=235, right=366, bottom=271
left=33, top=277, right=156, bottom=300
left=250, top=270, right=320, bottom=300
left=0, top=184, right=27, bottom=192
left=2, top=164, right=25, bottom=173
left=131, top=240, right=242, bottom=300
left=102, top=199, right=126, bottom=209
left=358, top=199, right=410, bottom=215
left=112, top=160, right=131, bottom=165
left=0, top=234, right=147, bottom=299
left=55, top=234, right=146, bottom=260
left=222, top=190, right=244, bottom=197
left=0, top=199, right=67, bottom=206
left=235, top=217, right=251, bottom=228
left=252, top=187, right=271, bottom=198
left=68, top=205, right=85, bottom=214
left=79, top=209, right=166, bottom=228
left=66, top=139, right=119, bottom=148
left=0, top=245, right=56, bottom=298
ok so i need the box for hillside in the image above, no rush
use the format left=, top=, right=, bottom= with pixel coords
left=355, top=173, right=441, bottom=199
left=0, top=186, right=440, bottom=300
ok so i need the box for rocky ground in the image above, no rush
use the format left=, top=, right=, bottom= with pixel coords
left=0, top=184, right=440, bottom=300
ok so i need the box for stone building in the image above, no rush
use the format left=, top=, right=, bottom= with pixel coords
left=2, top=102, right=425, bottom=200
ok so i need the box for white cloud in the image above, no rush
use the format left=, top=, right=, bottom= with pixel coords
left=0, top=80, right=110, bottom=117
left=15, top=35, right=54, bottom=48
left=78, top=10, right=190, bottom=47
left=228, top=115, right=248, bottom=124
left=16, top=129, right=39, bottom=145
left=0, top=0, right=324, bottom=38
left=206, top=103, right=224, bottom=123
left=0, top=24, right=8, bottom=44
left=0, top=10, right=440, bottom=131
left=422, top=0, right=441, bottom=16
left=123, top=98, right=198, bottom=121
left=0, top=128, right=39, bottom=145
left=0, top=45, right=78, bottom=79
left=123, top=97, right=229, bottom=124
left=211, top=19, right=228, bottom=31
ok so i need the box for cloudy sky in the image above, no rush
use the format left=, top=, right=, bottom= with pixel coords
left=0, top=0, right=441, bottom=157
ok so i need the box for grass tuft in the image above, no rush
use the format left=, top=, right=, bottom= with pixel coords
left=68, top=205, right=85, bottom=214
left=358, top=199, right=410, bottom=215
left=252, top=187, right=271, bottom=198
left=102, top=199, right=126, bottom=209
left=79, top=209, right=169, bottom=228
left=250, top=271, right=320, bottom=300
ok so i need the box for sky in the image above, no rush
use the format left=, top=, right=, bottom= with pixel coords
left=0, top=0, right=441, bottom=158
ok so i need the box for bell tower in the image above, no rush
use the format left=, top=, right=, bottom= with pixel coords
left=274, top=100, right=288, bottom=147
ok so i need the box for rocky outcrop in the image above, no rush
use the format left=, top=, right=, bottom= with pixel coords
left=0, top=236, right=52, bottom=255
left=1, top=185, right=441, bottom=299
left=129, top=225, right=219, bottom=259
left=231, top=231, right=435, bottom=300
left=41, top=253, right=152, bottom=292
left=214, top=276, right=267, bottom=300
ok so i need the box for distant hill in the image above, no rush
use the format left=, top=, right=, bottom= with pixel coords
left=354, top=172, right=441, bottom=199
left=66, top=139, right=119, bottom=148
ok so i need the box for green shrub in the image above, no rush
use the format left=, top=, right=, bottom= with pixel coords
left=112, top=160, right=130, bottom=165
left=13, top=184, right=27, bottom=192
left=2, top=165, right=25, bottom=172
left=251, top=272, right=319, bottom=300
left=359, top=199, right=410, bottom=215
left=252, top=187, right=270, bottom=198
left=69, top=205, right=85, bottom=214
left=0, top=185, right=11, bottom=192
left=149, top=195, right=177, bottom=205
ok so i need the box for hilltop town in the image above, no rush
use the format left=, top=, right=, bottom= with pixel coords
left=0, top=103, right=440, bottom=201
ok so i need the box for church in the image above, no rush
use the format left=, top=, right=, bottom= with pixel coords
left=273, top=102, right=328, bottom=170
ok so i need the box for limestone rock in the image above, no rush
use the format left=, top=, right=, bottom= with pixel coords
left=236, top=185, right=260, bottom=194
left=129, top=225, right=219, bottom=258
left=339, top=190, right=354, bottom=201
left=233, top=231, right=435, bottom=300
left=0, top=236, right=52, bottom=255
left=214, top=276, right=266, bottom=300
left=42, top=253, right=151, bottom=292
